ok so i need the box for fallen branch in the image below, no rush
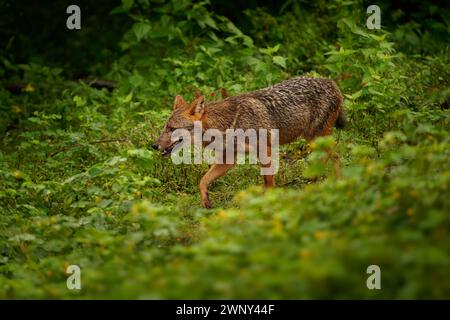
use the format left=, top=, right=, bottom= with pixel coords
left=4, top=83, right=27, bottom=94
left=78, top=79, right=117, bottom=91
left=49, top=138, right=130, bottom=158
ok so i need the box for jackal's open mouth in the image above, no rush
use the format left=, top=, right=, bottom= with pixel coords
left=161, top=139, right=183, bottom=156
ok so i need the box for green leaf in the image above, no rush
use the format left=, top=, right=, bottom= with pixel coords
left=201, top=15, right=218, bottom=30
left=129, top=73, right=144, bottom=87
left=127, top=149, right=153, bottom=160
left=273, top=56, right=287, bottom=69
left=88, top=166, right=103, bottom=178
left=133, top=22, right=151, bottom=41
left=98, top=199, right=113, bottom=208
left=226, top=21, right=243, bottom=36
left=122, top=0, right=134, bottom=11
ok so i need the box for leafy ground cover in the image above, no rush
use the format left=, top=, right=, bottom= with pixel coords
left=0, top=0, right=449, bottom=298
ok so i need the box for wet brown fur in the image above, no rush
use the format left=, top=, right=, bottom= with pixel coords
left=200, top=77, right=345, bottom=142
left=154, top=77, right=345, bottom=208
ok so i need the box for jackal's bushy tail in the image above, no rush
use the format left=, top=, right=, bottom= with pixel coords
left=335, top=110, right=346, bottom=129
left=334, top=85, right=346, bottom=129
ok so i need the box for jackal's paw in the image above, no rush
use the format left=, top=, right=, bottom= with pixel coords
left=202, top=198, right=212, bottom=209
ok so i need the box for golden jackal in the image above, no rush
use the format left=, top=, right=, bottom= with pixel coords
left=153, top=77, right=345, bottom=208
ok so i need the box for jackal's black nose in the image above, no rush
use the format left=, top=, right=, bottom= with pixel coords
left=151, top=143, right=159, bottom=150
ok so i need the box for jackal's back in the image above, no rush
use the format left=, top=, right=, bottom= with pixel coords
left=224, top=77, right=344, bottom=144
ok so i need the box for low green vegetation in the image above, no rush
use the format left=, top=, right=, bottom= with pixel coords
left=0, top=0, right=449, bottom=298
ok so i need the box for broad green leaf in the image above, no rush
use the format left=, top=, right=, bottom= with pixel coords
left=273, top=55, right=287, bottom=69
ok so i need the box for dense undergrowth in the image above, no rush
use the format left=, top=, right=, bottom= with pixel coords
left=0, top=0, right=449, bottom=298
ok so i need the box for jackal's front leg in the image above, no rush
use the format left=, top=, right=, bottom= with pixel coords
left=199, top=163, right=234, bottom=209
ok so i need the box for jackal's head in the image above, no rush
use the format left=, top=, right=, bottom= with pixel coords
left=152, top=94, right=206, bottom=156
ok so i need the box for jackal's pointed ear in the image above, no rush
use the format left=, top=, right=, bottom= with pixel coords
left=173, top=95, right=187, bottom=110
left=190, top=95, right=206, bottom=119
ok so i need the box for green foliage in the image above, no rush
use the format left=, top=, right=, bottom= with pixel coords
left=0, top=0, right=449, bottom=299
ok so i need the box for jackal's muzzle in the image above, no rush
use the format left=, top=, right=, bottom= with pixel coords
left=152, top=137, right=183, bottom=157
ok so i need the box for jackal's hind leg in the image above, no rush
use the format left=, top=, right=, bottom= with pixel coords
left=260, top=145, right=275, bottom=188
left=263, top=174, right=275, bottom=188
